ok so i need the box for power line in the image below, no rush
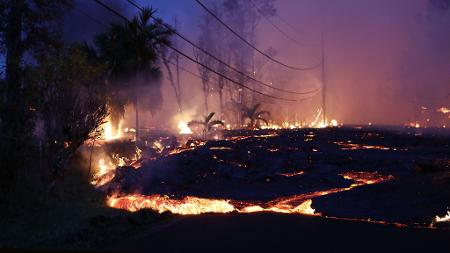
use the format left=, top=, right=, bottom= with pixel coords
left=74, top=6, right=109, bottom=28
left=168, top=46, right=296, bottom=102
left=94, top=0, right=297, bottom=102
left=194, top=0, right=322, bottom=71
left=248, top=0, right=314, bottom=48
left=168, top=60, right=202, bottom=79
left=93, top=0, right=129, bottom=23
left=125, top=0, right=319, bottom=95
left=166, top=59, right=321, bottom=104
left=275, top=11, right=304, bottom=36
left=167, top=60, right=320, bottom=102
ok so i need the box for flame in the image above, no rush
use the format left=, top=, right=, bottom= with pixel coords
left=435, top=211, right=450, bottom=223
left=330, top=119, right=338, bottom=127
left=107, top=194, right=235, bottom=214
left=407, top=122, right=421, bottom=128
left=101, top=117, right=122, bottom=141
left=107, top=194, right=316, bottom=216
left=91, top=146, right=144, bottom=187
left=437, top=107, right=450, bottom=114
left=178, top=121, right=193, bottom=135
left=91, top=158, right=116, bottom=187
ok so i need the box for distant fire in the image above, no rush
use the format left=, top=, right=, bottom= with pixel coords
left=277, top=171, right=305, bottom=177
left=435, top=211, right=450, bottom=223
left=333, top=141, right=392, bottom=151
left=178, top=121, right=193, bottom=134
left=437, top=107, right=450, bottom=114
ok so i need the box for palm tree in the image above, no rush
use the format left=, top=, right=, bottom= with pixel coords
left=188, top=112, right=224, bottom=137
left=91, top=7, right=173, bottom=139
left=241, top=103, right=270, bottom=129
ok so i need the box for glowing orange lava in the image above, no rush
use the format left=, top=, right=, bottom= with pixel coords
left=277, top=171, right=305, bottom=177
left=333, top=141, right=391, bottom=151
left=106, top=171, right=393, bottom=218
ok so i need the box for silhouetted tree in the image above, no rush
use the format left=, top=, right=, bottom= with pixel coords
left=240, top=103, right=270, bottom=129
left=32, top=46, right=108, bottom=191
left=0, top=0, right=73, bottom=200
left=160, top=17, right=182, bottom=112
left=92, top=7, right=173, bottom=139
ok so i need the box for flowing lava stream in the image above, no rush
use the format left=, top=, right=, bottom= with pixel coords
left=106, top=171, right=405, bottom=227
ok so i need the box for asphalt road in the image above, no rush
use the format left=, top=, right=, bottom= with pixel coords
left=108, top=213, right=450, bottom=253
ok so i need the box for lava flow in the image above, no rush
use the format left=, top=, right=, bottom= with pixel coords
left=333, top=141, right=391, bottom=151
left=106, top=171, right=393, bottom=218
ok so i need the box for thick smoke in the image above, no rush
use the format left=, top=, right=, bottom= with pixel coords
left=62, top=0, right=450, bottom=128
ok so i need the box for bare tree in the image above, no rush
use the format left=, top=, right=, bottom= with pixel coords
left=194, top=47, right=212, bottom=113
left=160, top=17, right=183, bottom=112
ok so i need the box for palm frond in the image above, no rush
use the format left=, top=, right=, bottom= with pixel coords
left=257, top=110, right=270, bottom=117
left=205, top=112, right=215, bottom=123
left=208, top=120, right=224, bottom=131
left=251, top=103, right=261, bottom=114
left=256, top=117, right=269, bottom=126
left=209, top=120, right=224, bottom=127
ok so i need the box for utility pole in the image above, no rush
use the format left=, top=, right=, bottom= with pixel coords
left=321, top=32, right=327, bottom=126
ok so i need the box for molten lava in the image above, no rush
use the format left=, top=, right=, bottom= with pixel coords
left=107, top=194, right=235, bottom=215
left=333, top=141, right=392, bottom=151
left=106, top=171, right=393, bottom=218
left=277, top=171, right=305, bottom=177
